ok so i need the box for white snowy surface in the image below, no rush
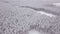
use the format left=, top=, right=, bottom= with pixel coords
left=36, top=11, right=56, bottom=17
left=0, top=0, right=60, bottom=34
left=28, top=30, right=40, bottom=34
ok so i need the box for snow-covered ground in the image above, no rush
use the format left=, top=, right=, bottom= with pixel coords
left=0, top=0, right=60, bottom=34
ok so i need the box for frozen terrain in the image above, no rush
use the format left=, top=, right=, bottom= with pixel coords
left=0, top=0, right=60, bottom=34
